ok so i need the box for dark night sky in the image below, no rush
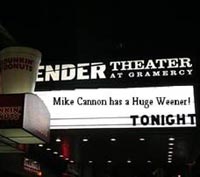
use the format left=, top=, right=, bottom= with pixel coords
left=0, top=1, right=199, bottom=62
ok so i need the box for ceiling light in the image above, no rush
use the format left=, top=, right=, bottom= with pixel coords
left=107, top=160, right=112, bottom=163
left=65, top=158, right=69, bottom=161
left=168, top=154, right=172, bottom=157
left=38, top=144, right=44, bottom=147
left=147, top=160, right=152, bottom=163
left=127, top=160, right=132, bottom=163
left=168, top=151, right=173, bottom=154
left=168, top=158, right=172, bottom=161
left=56, top=138, right=61, bottom=142
left=110, top=138, right=116, bottom=142
left=139, top=138, right=145, bottom=141
left=168, top=161, right=172, bottom=163
left=59, top=155, right=64, bottom=158
left=89, top=161, right=93, bottom=164
left=168, top=137, right=175, bottom=141
left=38, top=172, right=42, bottom=176
left=169, top=147, right=173, bottom=150
left=82, top=138, right=88, bottom=142
left=70, top=160, right=74, bottom=163
left=46, top=148, right=51, bottom=151
left=168, top=143, right=174, bottom=146
left=53, top=151, right=58, bottom=155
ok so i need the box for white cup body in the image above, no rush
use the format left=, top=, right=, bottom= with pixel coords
left=0, top=46, right=41, bottom=94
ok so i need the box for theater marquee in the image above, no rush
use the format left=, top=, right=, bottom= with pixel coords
left=36, top=86, right=196, bottom=129
left=37, top=57, right=193, bottom=82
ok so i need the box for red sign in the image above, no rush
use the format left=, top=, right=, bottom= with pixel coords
left=0, top=94, right=24, bottom=127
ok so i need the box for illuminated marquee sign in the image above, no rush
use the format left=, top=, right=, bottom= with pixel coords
left=36, top=86, right=196, bottom=129
left=0, top=94, right=50, bottom=144
left=36, top=57, right=193, bottom=82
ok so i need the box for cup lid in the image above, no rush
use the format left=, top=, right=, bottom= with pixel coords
left=0, top=46, right=42, bottom=58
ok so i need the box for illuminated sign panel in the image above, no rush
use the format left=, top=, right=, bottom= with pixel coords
left=36, top=86, right=196, bottom=129
left=0, top=94, right=50, bottom=143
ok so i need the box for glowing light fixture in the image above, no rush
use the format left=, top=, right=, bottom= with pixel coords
left=139, top=138, right=145, bottom=141
left=168, top=143, right=174, bottom=146
left=110, top=138, right=116, bottom=142
left=56, top=138, right=61, bottom=142
left=82, top=138, right=88, bottom=142
left=169, top=137, right=175, bottom=141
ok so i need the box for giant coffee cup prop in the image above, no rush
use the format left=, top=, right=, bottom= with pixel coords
left=0, top=46, right=41, bottom=94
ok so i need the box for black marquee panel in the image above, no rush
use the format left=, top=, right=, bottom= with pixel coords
left=36, top=56, right=199, bottom=91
